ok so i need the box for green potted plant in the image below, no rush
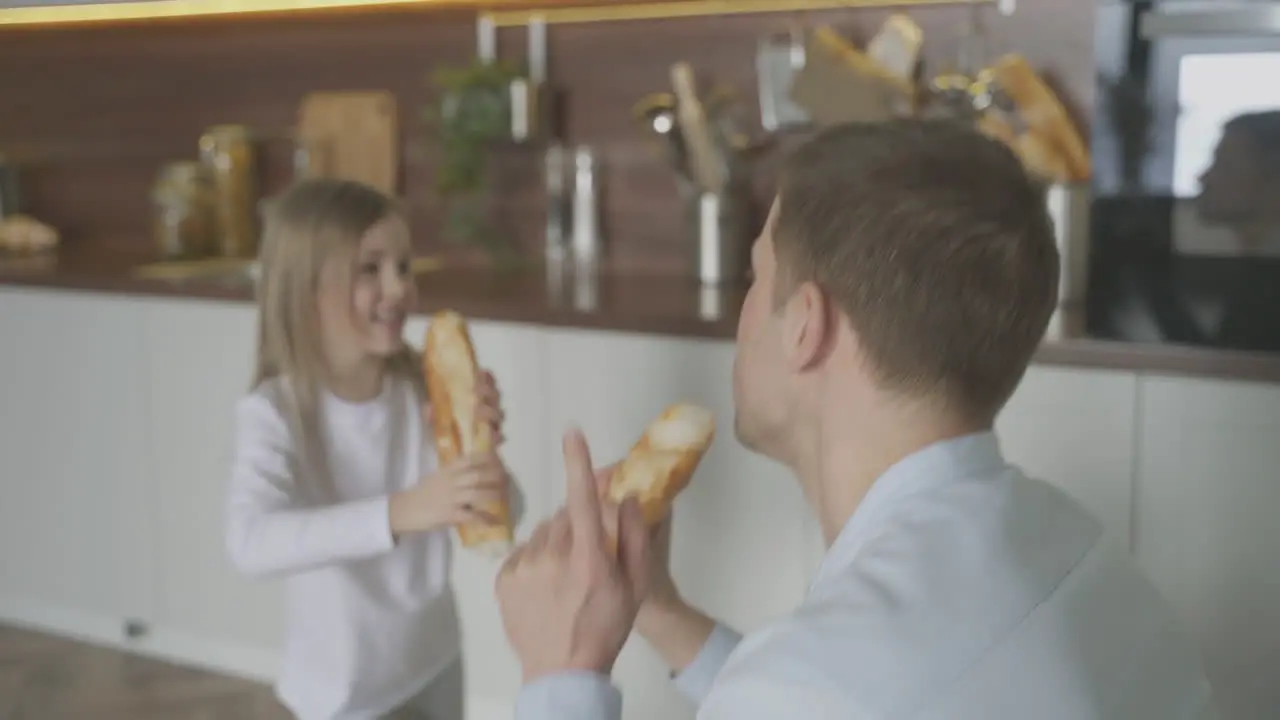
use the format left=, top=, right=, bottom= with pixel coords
left=425, top=58, right=523, bottom=263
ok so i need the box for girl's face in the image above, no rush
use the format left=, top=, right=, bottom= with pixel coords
left=316, top=215, right=416, bottom=373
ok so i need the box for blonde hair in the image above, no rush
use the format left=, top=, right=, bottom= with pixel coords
left=252, top=179, right=421, bottom=435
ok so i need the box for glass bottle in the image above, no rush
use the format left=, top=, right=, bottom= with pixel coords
left=198, top=124, right=257, bottom=258
left=151, top=161, right=214, bottom=260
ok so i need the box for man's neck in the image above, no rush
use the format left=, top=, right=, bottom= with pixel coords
left=793, top=394, right=988, bottom=546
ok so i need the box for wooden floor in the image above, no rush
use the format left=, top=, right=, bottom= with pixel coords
left=0, top=624, right=291, bottom=719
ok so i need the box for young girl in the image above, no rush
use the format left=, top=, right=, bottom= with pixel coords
left=225, top=178, right=510, bottom=719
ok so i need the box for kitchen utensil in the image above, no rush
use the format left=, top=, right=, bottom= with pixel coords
left=756, top=25, right=809, bottom=132
left=297, top=91, right=399, bottom=195
left=544, top=143, right=569, bottom=261
left=509, top=16, right=547, bottom=142
left=571, top=146, right=602, bottom=269
left=198, top=124, right=258, bottom=259
left=670, top=62, right=729, bottom=194
left=477, top=13, right=497, bottom=63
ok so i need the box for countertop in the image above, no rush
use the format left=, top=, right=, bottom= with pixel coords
left=2, top=248, right=1279, bottom=384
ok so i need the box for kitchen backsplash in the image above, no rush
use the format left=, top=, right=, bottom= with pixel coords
left=0, top=1, right=1094, bottom=273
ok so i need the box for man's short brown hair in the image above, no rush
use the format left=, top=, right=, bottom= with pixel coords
left=773, top=119, right=1059, bottom=421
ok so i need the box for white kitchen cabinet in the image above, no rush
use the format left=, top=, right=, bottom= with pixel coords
left=996, top=366, right=1139, bottom=547
left=405, top=315, right=551, bottom=711
left=0, top=289, right=153, bottom=640
left=543, top=328, right=810, bottom=720
left=3, top=285, right=1278, bottom=720
left=1134, top=377, right=1280, bottom=720
left=139, top=298, right=284, bottom=678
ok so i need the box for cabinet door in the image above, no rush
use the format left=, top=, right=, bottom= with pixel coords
left=406, top=315, right=549, bottom=709
left=544, top=328, right=810, bottom=720
left=141, top=299, right=284, bottom=676
left=996, top=366, right=1139, bottom=546
left=1135, top=376, right=1280, bottom=720
left=0, top=289, right=152, bottom=634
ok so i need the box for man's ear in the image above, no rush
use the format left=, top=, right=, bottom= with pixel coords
left=781, top=280, right=833, bottom=372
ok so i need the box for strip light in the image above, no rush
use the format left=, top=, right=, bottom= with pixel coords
left=0, top=0, right=474, bottom=27
left=488, top=0, right=992, bottom=27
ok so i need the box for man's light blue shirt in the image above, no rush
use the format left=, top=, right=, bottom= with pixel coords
left=515, top=432, right=1217, bottom=719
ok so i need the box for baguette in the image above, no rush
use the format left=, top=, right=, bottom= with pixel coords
left=423, top=310, right=513, bottom=555
left=981, top=53, right=1092, bottom=182
left=606, top=403, right=715, bottom=527
left=976, top=111, right=1074, bottom=184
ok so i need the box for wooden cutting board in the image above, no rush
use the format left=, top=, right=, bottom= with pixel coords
left=297, top=90, right=398, bottom=195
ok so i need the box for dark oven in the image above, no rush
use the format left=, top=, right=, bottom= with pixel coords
left=1087, top=0, right=1280, bottom=353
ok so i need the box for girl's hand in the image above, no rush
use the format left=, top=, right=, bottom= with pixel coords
left=422, top=369, right=506, bottom=446
left=389, top=452, right=510, bottom=536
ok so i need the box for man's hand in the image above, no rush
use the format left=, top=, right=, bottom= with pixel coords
left=595, top=464, right=717, bottom=674
left=497, top=429, right=651, bottom=683
left=593, top=464, right=681, bottom=614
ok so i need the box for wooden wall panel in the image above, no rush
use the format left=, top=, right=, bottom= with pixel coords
left=0, top=2, right=1095, bottom=273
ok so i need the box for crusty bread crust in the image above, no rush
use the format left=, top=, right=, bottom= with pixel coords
left=607, top=403, right=715, bottom=527
left=423, top=310, right=512, bottom=553
left=985, top=53, right=1092, bottom=183
left=976, top=112, right=1073, bottom=184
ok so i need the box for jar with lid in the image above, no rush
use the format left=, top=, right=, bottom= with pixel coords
left=199, top=124, right=258, bottom=258
left=151, top=161, right=215, bottom=260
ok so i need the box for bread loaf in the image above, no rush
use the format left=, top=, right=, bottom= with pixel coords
left=606, top=403, right=715, bottom=527
left=0, top=214, right=58, bottom=255
left=981, top=54, right=1092, bottom=183
left=976, top=112, right=1074, bottom=184
left=423, top=310, right=512, bottom=555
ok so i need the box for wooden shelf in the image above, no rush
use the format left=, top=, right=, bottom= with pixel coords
left=0, top=0, right=990, bottom=29
left=485, top=0, right=993, bottom=27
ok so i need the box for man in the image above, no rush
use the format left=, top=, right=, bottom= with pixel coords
left=497, top=120, right=1218, bottom=719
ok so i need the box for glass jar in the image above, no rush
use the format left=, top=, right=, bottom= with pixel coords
left=151, top=161, right=214, bottom=260
left=198, top=124, right=257, bottom=258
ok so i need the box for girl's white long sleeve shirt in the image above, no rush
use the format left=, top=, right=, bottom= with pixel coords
left=225, top=375, right=460, bottom=720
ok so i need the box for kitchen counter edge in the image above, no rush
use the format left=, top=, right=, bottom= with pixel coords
left=2, top=258, right=1278, bottom=385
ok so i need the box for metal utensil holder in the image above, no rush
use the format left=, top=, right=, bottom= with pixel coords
left=686, top=181, right=753, bottom=287
left=1046, top=181, right=1091, bottom=307
left=1043, top=181, right=1091, bottom=342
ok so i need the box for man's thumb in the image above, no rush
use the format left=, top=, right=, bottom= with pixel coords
left=616, top=498, right=651, bottom=597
